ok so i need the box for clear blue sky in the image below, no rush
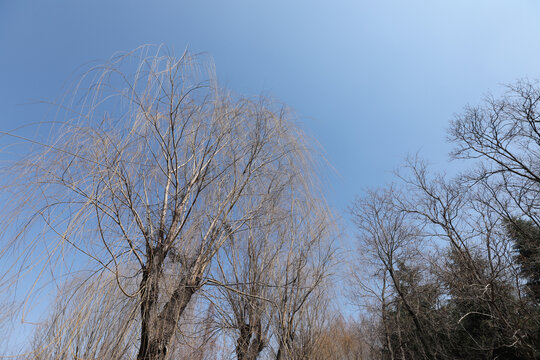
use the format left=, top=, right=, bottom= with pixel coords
left=2, top=0, right=540, bottom=352
left=2, top=0, right=540, bottom=212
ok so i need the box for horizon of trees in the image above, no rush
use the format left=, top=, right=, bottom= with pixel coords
left=0, top=46, right=538, bottom=359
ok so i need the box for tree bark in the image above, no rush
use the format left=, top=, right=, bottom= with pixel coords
left=137, top=260, right=199, bottom=360
left=235, top=319, right=265, bottom=360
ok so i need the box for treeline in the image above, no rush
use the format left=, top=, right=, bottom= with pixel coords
left=0, top=48, right=539, bottom=359
left=348, top=81, right=540, bottom=359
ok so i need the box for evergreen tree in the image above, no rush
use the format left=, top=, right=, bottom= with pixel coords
left=506, top=218, right=540, bottom=303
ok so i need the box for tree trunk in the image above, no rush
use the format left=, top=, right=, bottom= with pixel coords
left=235, top=320, right=265, bottom=360
left=235, top=323, right=251, bottom=360
left=137, top=264, right=199, bottom=360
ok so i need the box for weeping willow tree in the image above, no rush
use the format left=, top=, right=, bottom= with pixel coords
left=0, top=46, right=335, bottom=360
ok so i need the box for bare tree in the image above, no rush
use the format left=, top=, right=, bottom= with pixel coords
left=271, top=202, right=337, bottom=360
left=350, top=186, right=436, bottom=360
left=0, top=46, right=324, bottom=360
left=346, top=80, right=540, bottom=360
left=209, top=187, right=337, bottom=360
left=398, top=158, right=537, bottom=358
left=448, top=80, right=540, bottom=305
left=449, top=80, right=540, bottom=219
left=211, top=211, right=282, bottom=360
left=446, top=81, right=540, bottom=356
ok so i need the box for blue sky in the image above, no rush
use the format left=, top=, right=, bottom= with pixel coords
left=2, top=0, right=540, bottom=352
left=3, top=1, right=540, bottom=212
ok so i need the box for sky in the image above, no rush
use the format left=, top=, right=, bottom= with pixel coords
left=2, top=0, right=540, bottom=350
left=3, top=0, right=540, bottom=212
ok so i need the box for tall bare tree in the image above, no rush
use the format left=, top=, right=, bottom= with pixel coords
left=211, top=210, right=282, bottom=360
left=0, top=46, right=326, bottom=360
left=209, top=184, right=336, bottom=360
left=350, top=186, right=436, bottom=360
left=271, top=202, right=336, bottom=360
